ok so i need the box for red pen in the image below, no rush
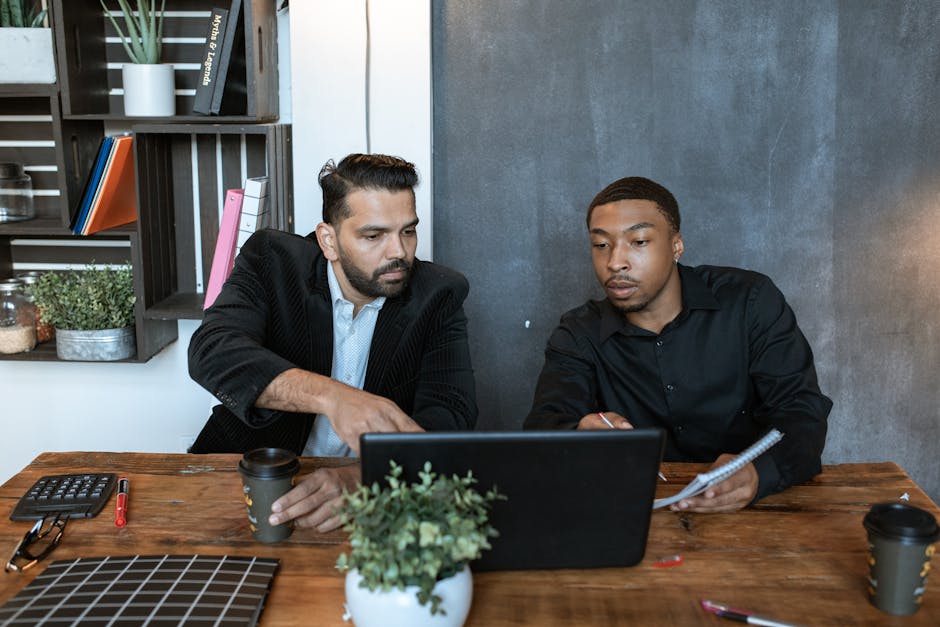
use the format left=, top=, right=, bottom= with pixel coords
left=114, top=477, right=129, bottom=527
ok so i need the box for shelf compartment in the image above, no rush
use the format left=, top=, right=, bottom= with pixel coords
left=134, top=123, right=292, bottom=320
left=0, top=231, right=177, bottom=362
left=0, top=90, right=101, bottom=227
left=52, top=0, right=279, bottom=121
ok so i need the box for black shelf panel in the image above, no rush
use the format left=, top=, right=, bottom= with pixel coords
left=144, top=292, right=205, bottom=321
left=64, top=114, right=278, bottom=124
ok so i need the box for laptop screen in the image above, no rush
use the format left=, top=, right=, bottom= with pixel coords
left=360, top=429, right=665, bottom=571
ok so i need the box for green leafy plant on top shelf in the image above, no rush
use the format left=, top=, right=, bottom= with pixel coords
left=0, top=0, right=48, bottom=27
left=100, top=0, right=166, bottom=64
left=336, top=461, right=504, bottom=616
left=27, top=265, right=136, bottom=330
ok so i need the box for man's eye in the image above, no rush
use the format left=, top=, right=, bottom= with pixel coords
left=364, top=233, right=380, bottom=241
left=591, top=242, right=608, bottom=249
left=403, top=229, right=417, bottom=237
left=634, top=239, right=648, bottom=247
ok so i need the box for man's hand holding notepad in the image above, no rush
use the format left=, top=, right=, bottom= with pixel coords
left=653, top=429, right=784, bottom=509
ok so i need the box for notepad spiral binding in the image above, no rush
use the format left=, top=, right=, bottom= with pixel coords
left=653, top=429, right=784, bottom=509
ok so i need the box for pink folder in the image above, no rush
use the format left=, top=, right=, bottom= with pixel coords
left=203, top=188, right=245, bottom=309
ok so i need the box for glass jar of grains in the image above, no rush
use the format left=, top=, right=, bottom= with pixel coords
left=0, top=278, right=37, bottom=354
left=16, top=271, right=55, bottom=343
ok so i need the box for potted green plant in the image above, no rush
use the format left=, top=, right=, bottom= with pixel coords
left=0, top=0, right=55, bottom=84
left=100, top=0, right=174, bottom=116
left=27, top=265, right=138, bottom=361
left=337, top=462, right=503, bottom=627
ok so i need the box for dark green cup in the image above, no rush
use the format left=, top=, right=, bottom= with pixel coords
left=238, top=448, right=300, bottom=544
left=863, top=502, right=939, bottom=615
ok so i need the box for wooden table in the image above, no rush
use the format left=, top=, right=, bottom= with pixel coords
left=0, top=453, right=937, bottom=626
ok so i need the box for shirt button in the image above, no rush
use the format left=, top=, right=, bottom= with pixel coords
left=656, top=340, right=663, bottom=347
left=665, top=384, right=675, bottom=391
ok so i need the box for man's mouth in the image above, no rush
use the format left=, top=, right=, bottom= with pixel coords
left=376, top=261, right=410, bottom=281
left=606, top=279, right=638, bottom=299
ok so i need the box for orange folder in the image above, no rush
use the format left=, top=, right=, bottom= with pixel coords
left=82, top=135, right=138, bottom=235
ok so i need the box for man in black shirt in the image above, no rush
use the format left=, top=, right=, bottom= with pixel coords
left=524, top=176, right=831, bottom=511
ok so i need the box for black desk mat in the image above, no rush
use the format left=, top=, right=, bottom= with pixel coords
left=0, top=554, right=279, bottom=626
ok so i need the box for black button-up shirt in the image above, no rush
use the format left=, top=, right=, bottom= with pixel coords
left=524, top=264, right=832, bottom=500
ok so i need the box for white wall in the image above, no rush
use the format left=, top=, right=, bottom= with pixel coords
left=289, top=0, right=433, bottom=257
left=0, top=322, right=215, bottom=483
left=0, top=3, right=432, bottom=483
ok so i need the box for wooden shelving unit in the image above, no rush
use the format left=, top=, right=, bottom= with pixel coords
left=0, top=0, right=292, bottom=361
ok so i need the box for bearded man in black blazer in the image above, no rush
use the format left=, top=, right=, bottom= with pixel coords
left=188, top=153, right=477, bottom=532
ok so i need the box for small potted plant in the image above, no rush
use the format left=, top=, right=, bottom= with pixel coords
left=100, top=0, right=174, bottom=116
left=337, top=461, right=503, bottom=626
left=27, top=265, right=137, bottom=361
left=0, top=0, right=55, bottom=84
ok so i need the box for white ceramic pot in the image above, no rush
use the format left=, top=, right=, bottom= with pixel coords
left=344, top=566, right=473, bottom=627
left=0, top=27, right=56, bottom=83
left=122, top=63, right=176, bottom=117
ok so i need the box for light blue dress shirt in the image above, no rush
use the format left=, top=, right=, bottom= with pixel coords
left=302, top=262, right=386, bottom=457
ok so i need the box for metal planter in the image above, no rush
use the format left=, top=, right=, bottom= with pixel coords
left=55, top=326, right=136, bottom=361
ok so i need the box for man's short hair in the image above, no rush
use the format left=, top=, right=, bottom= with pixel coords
left=586, top=176, right=681, bottom=233
left=319, top=153, right=418, bottom=224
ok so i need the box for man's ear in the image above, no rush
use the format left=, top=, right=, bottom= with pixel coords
left=315, top=222, right=339, bottom=261
left=672, top=232, right=684, bottom=262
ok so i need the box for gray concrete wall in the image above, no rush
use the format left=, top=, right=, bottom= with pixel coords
left=432, top=0, right=940, bottom=503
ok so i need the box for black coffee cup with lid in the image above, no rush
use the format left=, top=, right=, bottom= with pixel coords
left=238, top=448, right=300, bottom=544
left=863, top=502, right=939, bottom=615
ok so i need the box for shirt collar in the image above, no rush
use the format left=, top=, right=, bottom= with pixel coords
left=327, top=261, right=386, bottom=312
left=599, top=263, right=720, bottom=340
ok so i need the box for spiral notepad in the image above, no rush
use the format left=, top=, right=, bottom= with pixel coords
left=653, top=429, right=783, bottom=509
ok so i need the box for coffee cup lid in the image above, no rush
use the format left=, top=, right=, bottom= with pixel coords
left=238, top=447, right=300, bottom=479
left=864, top=502, right=940, bottom=543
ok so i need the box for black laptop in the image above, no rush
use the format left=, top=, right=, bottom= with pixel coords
left=359, top=429, right=665, bottom=571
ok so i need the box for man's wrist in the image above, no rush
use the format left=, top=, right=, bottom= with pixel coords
left=752, top=453, right=781, bottom=503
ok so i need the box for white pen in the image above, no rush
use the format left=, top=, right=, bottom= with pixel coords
left=598, top=413, right=667, bottom=482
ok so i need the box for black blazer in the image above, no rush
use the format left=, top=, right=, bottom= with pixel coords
left=188, top=229, right=477, bottom=454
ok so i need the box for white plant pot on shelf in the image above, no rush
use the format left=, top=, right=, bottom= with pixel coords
left=122, top=63, right=175, bottom=117
left=344, top=566, right=473, bottom=627
left=0, top=27, right=56, bottom=84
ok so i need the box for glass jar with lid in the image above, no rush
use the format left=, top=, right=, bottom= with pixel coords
left=0, top=162, right=35, bottom=223
left=16, top=271, right=55, bottom=344
left=0, top=278, right=37, bottom=354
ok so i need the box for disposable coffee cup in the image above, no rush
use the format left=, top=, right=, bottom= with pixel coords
left=238, top=448, right=300, bottom=544
left=863, top=502, right=939, bottom=615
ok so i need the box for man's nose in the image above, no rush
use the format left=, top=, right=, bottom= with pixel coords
left=608, top=244, right=630, bottom=271
left=386, top=234, right=407, bottom=259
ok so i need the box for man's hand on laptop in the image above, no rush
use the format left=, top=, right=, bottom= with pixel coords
left=324, top=383, right=424, bottom=453
left=669, top=454, right=758, bottom=513
left=269, top=463, right=360, bottom=533
left=578, top=411, right=634, bottom=430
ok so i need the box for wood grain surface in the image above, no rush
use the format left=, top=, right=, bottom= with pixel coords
left=1, top=453, right=937, bottom=626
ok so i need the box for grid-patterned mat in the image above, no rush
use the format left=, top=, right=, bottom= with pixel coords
left=0, top=555, right=279, bottom=626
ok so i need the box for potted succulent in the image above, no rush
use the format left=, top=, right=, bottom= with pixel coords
left=0, top=0, right=55, bottom=84
left=27, top=265, right=137, bottom=361
left=100, top=0, right=174, bottom=116
left=337, top=462, right=503, bottom=627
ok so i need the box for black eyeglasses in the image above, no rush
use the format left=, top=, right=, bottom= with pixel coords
left=5, top=514, right=68, bottom=573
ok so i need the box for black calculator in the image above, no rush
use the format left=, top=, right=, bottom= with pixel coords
left=10, top=473, right=118, bottom=521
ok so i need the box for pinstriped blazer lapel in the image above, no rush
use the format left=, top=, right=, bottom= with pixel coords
left=306, top=252, right=334, bottom=396
left=364, top=297, right=406, bottom=393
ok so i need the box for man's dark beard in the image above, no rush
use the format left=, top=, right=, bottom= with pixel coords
left=339, top=250, right=413, bottom=299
